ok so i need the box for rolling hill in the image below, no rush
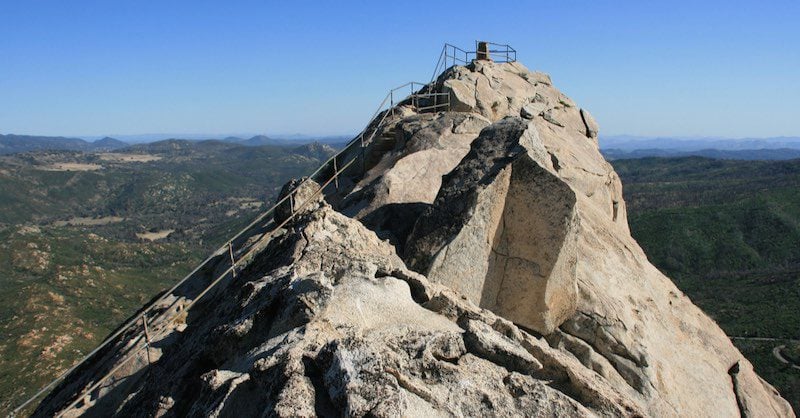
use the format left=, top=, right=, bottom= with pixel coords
left=612, top=156, right=800, bottom=410
left=0, top=134, right=128, bottom=155
left=0, top=140, right=337, bottom=413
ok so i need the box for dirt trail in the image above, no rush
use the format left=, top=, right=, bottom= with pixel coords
left=730, top=337, right=800, bottom=370
left=772, top=345, right=800, bottom=370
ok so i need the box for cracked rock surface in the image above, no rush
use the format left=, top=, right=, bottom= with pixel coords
left=36, top=60, right=794, bottom=417
left=346, top=60, right=793, bottom=417
left=45, top=205, right=645, bottom=417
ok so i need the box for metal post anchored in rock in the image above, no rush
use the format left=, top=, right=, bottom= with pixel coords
left=228, top=241, right=237, bottom=278
left=476, top=41, right=491, bottom=61
left=142, top=316, right=152, bottom=366
left=333, top=157, right=339, bottom=190
left=360, top=134, right=366, bottom=174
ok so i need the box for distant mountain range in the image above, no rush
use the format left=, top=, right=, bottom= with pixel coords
left=0, top=133, right=353, bottom=155
left=602, top=148, right=800, bottom=161
left=600, top=136, right=800, bottom=160
left=6, top=133, right=800, bottom=160
left=220, top=134, right=352, bottom=146
left=85, top=133, right=354, bottom=145
left=0, top=134, right=129, bottom=155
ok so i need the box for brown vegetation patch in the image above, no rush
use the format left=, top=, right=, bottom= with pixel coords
left=97, top=153, right=162, bottom=163
left=52, top=216, right=124, bottom=227
left=136, top=229, right=175, bottom=241
left=37, top=163, right=103, bottom=171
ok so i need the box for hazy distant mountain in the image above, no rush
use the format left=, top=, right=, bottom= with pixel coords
left=291, top=141, right=337, bottom=160
left=601, top=135, right=800, bottom=152
left=599, top=136, right=800, bottom=160
left=239, top=135, right=275, bottom=146
left=270, top=134, right=353, bottom=144
left=0, top=132, right=345, bottom=157
left=90, top=137, right=129, bottom=151
left=217, top=135, right=283, bottom=146
left=222, top=135, right=351, bottom=147
left=603, top=148, right=800, bottom=161
left=0, top=134, right=86, bottom=154
left=0, top=134, right=127, bottom=155
left=125, top=139, right=244, bottom=155
left=95, top=133, right=356, bottom=145
left=94, top=133, right=257, bottom=144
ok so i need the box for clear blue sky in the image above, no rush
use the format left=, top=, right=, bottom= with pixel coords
left=1, top=1, right=798, bottom=139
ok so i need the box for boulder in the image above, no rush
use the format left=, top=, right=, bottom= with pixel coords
left=520, top=104, right=539, bottom=119
left=580, top=108, right=599, bottom=138
left=541, top=109, right=565, bottom=127
left=338, top=112, right=490, bottom=247
left=274, top=177, right=323, bottom=225
left=405, top=117, right=579, bottom=334
left=442, top=78, right=477, bottom=113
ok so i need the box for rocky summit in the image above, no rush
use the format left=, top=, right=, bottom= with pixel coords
left=33, top=58, right=794, bottom=417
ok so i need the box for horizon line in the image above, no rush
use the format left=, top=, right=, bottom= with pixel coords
left=4, top=132, right=800, bottom=142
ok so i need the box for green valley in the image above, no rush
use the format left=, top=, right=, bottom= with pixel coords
left=0, top=140, right=336, bottom=413
left=3, top=146, right=799, bottom=414
left=613, top=156, right=800, bottom=410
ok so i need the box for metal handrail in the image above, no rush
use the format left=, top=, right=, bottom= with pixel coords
left=430, top=43, right=474, bottom=83
left=13, top=141, right=365, bottom=418
left=9, top=39, right=515, bottom=415
left=430, top=41, right=517, bottom=84
left=53, top=155, right=365, bottom=418
left=10, top=73, right=449, bottom=417
left=412, top=92, right=450, bottom=112
left=48, top=154, right=365, bottom=418
left=52, top=149, right=366, bottom=416
left=477, top=41, right=517, bottom=63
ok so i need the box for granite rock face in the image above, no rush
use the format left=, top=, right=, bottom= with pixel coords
left=35, top=59, right=794, bottom=417
left=338, top=111, right=490, bottom=249
left=343, top=60, right=794, bottom=417
left=43, top=206, right=645, bottom=417
left=404, top=117, right=580, bottom=335
left=274, top=177, right=324, bottom=224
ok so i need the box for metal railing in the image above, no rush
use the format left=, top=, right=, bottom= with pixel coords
left=47, top=153, right=361, bottom=418
left=387, top=82, right=450, bottom=115
left=430, top=41, right=517, bottom=83
left=10, top=76, right=449, bottom=418
left=477, top=41, right=517, bottom=63
left=431, top=43, right=474, bottom=82
left=9, top=40, right=525, bottom=415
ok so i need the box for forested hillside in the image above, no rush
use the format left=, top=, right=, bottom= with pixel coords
left=613, top=156, right=800, bottom=410
left=0, top=141, right=336, bottom=413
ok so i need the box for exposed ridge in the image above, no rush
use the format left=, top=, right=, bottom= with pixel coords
left=25, top=44, right=794, bottom=418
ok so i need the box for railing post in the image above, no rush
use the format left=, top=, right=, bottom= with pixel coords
left=333, top=157, right=339, bottom=190
left=228, top=241, right=237, bottom=278
left=142, top=316, right=152, bottom=366
left=448, top=44, right=452, bottom=67
left=20, top=46, right=520, bottom=415
left=360, top=134, right=366, bottom=174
